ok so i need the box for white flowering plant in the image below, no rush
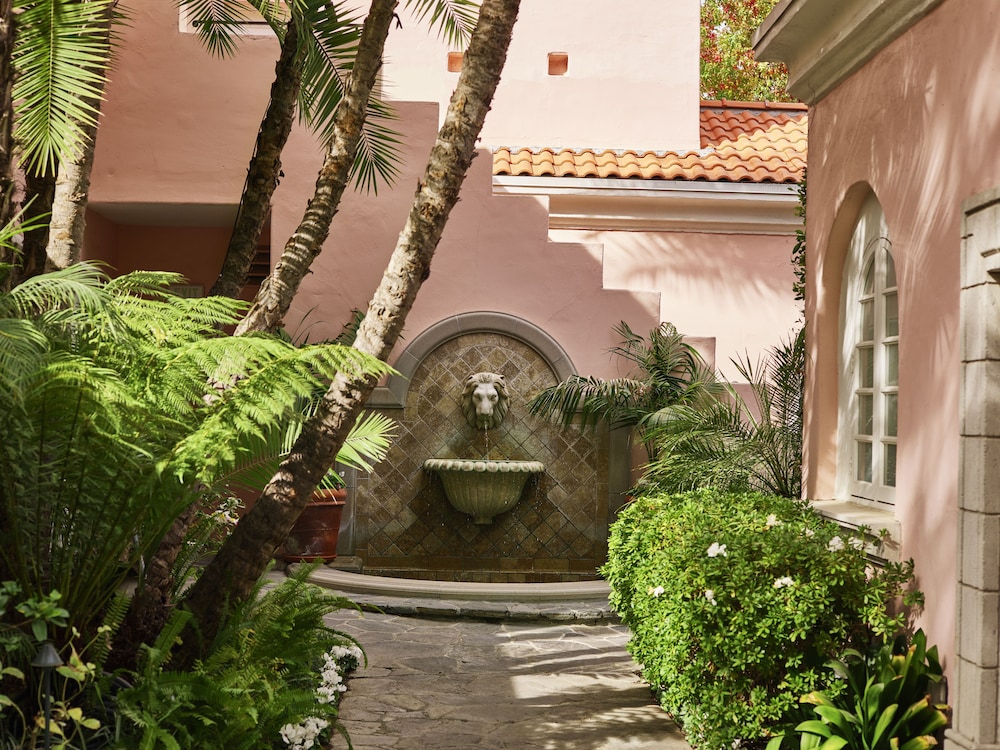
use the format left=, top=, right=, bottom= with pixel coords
left=603, top=490, right=921, bottom=750
left=114, top=567, right=366, bottom=749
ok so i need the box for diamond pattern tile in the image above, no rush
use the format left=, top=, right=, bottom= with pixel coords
left=354, top=331, right=608, bottom=581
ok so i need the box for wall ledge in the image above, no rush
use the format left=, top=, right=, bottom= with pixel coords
left=754, top=0, right=945, bottom=104
left=810, top=498, right=901, bottom=562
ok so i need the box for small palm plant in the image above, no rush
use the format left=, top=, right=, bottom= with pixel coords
left=529, top=321, right=720, bottom=457
left=641, top=327, right=804, bottom=499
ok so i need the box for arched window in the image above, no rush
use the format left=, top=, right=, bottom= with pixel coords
left=838, top=194, right=897, bottom=507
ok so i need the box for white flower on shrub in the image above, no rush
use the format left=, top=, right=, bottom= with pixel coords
left=803, top=528, right=815, bottom=537
left=707, top=542, right=727, bottom=558
left=279, top=717, right=329, bottom=750
left=772, top=576, right=795, bottom=589
left=649, top=585, right=665, bottom=598
left=849, top=537, right=866, bottom=550
left=765, top=514, right=780, bottom=528
left=704, top=589, right=718, bottom=605
left=827, top=536, right=845, bottom=552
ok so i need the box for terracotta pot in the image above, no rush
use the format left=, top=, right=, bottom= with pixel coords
left=280, top=488, right=347, bottom=563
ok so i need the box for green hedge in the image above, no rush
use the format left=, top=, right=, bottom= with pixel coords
left=602, top=490, right=920, bottom=750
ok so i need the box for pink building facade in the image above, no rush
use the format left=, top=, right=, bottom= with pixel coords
left=757, top=0, right=1000, bottom=743
left=85, top=1, right=802, bottom=580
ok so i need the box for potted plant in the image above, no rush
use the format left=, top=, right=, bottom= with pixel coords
left=280, top=466, right=349, bottom=563
left=227, top=405, right=395, bottom=563
left=279, top=408, right=395, bottom=563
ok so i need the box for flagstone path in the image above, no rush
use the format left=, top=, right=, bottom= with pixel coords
left=325, top=609, right=690, bottom=750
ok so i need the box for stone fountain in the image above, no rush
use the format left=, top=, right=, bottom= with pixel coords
left=423, top=372, right=544, bottom=524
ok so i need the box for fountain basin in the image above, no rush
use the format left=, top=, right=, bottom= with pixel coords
left=423, top=458, right=545, bottom=524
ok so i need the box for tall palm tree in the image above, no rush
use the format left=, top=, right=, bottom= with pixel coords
left=178, top=0, right=521, bottom=665
left=177, top=0, right=479, bottom=298
left=0, top=0, right=117, bottom=282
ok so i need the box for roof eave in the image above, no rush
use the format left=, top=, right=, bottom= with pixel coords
left=492, top=176, right=801, bottom=235
left=753, top=0, right=945, bottom=105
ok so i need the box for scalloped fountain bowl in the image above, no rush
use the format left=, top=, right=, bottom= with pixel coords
left=423, top=458, right=545, bottom=525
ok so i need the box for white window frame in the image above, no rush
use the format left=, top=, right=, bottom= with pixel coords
left=837, top=194, right=897, bottom=509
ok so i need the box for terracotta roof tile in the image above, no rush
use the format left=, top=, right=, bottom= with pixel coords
left=493, top=100, right=807, bottom=184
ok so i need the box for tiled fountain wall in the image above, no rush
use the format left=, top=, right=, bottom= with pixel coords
left=354, top=320, right=609, bottom=582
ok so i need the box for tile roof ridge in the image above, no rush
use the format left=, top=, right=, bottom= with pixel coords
left=493, top=146, right=715, bottom=157
left=700, top=98, right=808, bottom=112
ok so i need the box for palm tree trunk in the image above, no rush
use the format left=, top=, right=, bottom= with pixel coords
left=210, top=14, right=303, bottom=299
left=0, top=0, right=13, bottom=242
left=17, top=167, right=56, bottom=280
left=176, top=0, right=520, bottom=666
left=43, top=2, right=116, bottom=272
left=234, top=0, right=398, bottom=335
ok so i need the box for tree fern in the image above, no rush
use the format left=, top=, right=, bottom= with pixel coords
left=0, top=267, right=391, bottom=637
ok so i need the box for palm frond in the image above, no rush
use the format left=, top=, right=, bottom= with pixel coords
left=404, top=0, right=479, bottom=47
left=529, top=375, right=649, bottom=431
left=296, top=0, right=361, bottom=138
left=13, top=0, right=115, bottom=172
left=642, top=328, right=804, bottom=498
left=349, top=96, right=403, bottom=193
left=179, top=0, right=261, bottom=56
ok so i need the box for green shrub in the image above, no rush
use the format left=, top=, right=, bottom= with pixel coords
left=602, top=490, right=921, bottom=750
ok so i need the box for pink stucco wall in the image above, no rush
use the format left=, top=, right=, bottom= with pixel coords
left=802, top=0, right=1000, bottom=666
left=86, top=0, right=796, bottom=382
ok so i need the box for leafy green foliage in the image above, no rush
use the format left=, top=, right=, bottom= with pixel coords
left=0, top=265, right=390, bottom=635
left=0, top=582, right=127, bottom=748
left=114, top=567, right=364, bottom=750
left=700, top=0, right=793, bottom=102
left=529, top=322, right=720, bottom=457
left=793, top=171, right=807, bottom=305
left=769, top=630, right=949, bottom=750
left=641, top=327, right=804, bottom=498
left=12, top=0, right=117, bottom=172
left=603, top=490, right=921, bottom=750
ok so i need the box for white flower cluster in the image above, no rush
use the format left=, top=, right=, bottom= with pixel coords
left=765, top=514, right=780, bottom=528
left=772, top=576, right=794, bottom=589
left=328, top=644, right=364, bottom=671
left=649, top=585, right=665, bottom=598
left=316, top=652, right=347, bottom=704
left=279, top=643, right=364, bottom=749
left=279, top=717, right=329, bottom=750
left=704, top=589, right=717, bottom=606
left=707, top=542, right=727, bottom=558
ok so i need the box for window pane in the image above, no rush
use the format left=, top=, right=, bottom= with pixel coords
left=857, top=441, right=873, bottom=482
left=885, top=343, right=898, bottom=386
left=861, top=300, right=874, bottom=341
left=884, top=292, right=898, bottom=337
left=858, top=346, right=874, bottom=388
left=858, top=394, right=873, bottom=435
left=863, top=259, right=875, bottom=294
left=885, top=251, right=896, bottom=288
left=884, top=443, right=897, bottom=487
left=885, top=393, right=898, bottom=436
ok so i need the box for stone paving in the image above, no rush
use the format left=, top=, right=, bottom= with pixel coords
left=324, top=607, right=690, bottom=750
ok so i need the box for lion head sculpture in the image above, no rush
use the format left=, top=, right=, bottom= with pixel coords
left=461, top=372, right=509, bottom=430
